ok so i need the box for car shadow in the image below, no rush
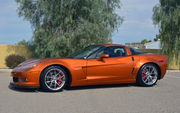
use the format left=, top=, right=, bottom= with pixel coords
left=65, top=83, right=136, bottom=91
left=9, top=83, right=137, bottom=93
left=8, top=84, right=40, bottom=93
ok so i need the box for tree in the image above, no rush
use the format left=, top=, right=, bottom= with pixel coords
left=154, top=35, right=160, bottom=41
left=141, top=39, right=152, bottom=44
left=17, top=39, right=29, bottom=46
left=16, top=0, right=123, bottom=58
left=153, top=0, right=180, bottom=67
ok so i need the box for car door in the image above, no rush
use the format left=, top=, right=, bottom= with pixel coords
left=86, top=46, right=134, bottom=84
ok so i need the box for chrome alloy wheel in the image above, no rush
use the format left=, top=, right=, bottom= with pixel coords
left=141, top=65, right=158, bottom=86
left=44, top=68, right=66, bottom=91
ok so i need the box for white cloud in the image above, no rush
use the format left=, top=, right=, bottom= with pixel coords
left=122, top=19, right=155, bottom=29
left=0, top=0, right=159, bottom=44
left=112, top=0, right=159, bottom=44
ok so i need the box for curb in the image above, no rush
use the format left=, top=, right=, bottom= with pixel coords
left=0, top=69, right=12, bottom=72
left=167, top=70, right=180, bottom=72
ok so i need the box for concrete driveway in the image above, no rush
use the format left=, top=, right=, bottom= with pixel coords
left=0, top=69, right=180, bottom=113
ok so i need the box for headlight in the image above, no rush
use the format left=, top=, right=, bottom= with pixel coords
left=17, top=59, right=41, bottom=69
left=21, top=62, right=40, bottom=69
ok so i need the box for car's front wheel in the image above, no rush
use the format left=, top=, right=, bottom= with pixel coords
left=40, top=66, right=67, bottom=92
left=137, top=64, right=159, bottom=86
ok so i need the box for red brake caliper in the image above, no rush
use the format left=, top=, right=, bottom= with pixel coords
left=57, top=74, right=62, bottom=85
left=142, top=70, right=146, bottom=80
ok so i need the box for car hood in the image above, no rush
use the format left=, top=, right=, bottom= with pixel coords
left=18, top=58, right=74, bottom=66
left=17, top=58, right=45, bottom=67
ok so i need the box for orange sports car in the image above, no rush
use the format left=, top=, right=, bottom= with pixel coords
left=10, top=44, right=167, bottom=92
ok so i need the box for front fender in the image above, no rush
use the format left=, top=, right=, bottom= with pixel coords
left=36, top=59, right=87, bottom=86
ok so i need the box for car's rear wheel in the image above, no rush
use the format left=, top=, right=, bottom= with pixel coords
left=40, top=66, right=67, bottom=92
left=137, top=64, right=159, bottom=86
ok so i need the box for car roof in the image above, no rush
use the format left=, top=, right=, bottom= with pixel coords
left=97, top=44, right=127, bottom=47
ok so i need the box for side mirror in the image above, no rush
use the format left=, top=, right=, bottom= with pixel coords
left=97, top=54, right=109, bottom=61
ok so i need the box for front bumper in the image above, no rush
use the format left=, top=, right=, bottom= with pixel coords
left=9, top=82, right=39, bottom=89
left=10, top=68, right=41, bottom=87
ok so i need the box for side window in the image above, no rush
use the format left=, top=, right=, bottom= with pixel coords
left=95, top=46, right=127, bottom=58
left=113, top=47, right=127, bottom=57
left=95, top=50, right=104, bottom=58
left=129, top=47, right=146, bottom=55
left=129, top=48, right=136, bottom=55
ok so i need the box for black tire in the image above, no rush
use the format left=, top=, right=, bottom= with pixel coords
left=40, top=66, right=68, bottom=92
left=136, top=63, right=159, bottom=87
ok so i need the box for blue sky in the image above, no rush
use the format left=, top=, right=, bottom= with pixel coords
left=0, top=0, right=159, bottom=45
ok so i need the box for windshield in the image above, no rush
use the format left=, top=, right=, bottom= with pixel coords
left=67, top=45, right=103, bottom=59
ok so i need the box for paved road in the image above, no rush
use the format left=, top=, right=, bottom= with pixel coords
left=0, top=70, right=180, bottom=113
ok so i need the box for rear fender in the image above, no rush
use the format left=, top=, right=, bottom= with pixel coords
left=133, top=54, right=167, bottom=79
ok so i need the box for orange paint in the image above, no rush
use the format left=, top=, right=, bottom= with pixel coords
left=10, top=44, right=168, bottom=88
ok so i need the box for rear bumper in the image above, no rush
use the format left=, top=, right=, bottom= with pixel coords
left=160, top=63, right=168, bottom=79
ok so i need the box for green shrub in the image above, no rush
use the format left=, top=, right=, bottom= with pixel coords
left=5, top=54, right=26, bottom=69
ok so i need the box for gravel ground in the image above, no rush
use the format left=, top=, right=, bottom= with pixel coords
left=0, top=70, right=180, bottom=113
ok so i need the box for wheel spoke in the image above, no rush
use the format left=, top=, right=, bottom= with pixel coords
left=57, top=75, right=64, bottom=80
left=46, top=76, right=53, bottom=79
left=46, top=81, right=51, bottom=83
left=147, top=66, right=151, bottom=72
left=54, top=71, right=57, bottom=74
left=149, top=76, right=152, bottom=82
left=56, top=71, right=63, bottom=77
left=148, top=78, right=151, bottom=83
left=44, top=68, right=66, bottom=91
left=144, top=68, right=148, bottom=73
left=142, top=65, right=158, bottom=85
left=49, top=81, right=53, bottom=87
left=58, top=79, right=63, bottom=82
left=57, top=82, right=62, bottom=86
left=54, top=81, right=57, bottom=88
left=50, top=72, right=53, bottom=76
left=153, top=71, right=158, bottom=75
left=152, top=75, right=157, bottom=80
left=150, top=67, right=154, bottom=73
left=144, top=76, right=149, bottom=83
